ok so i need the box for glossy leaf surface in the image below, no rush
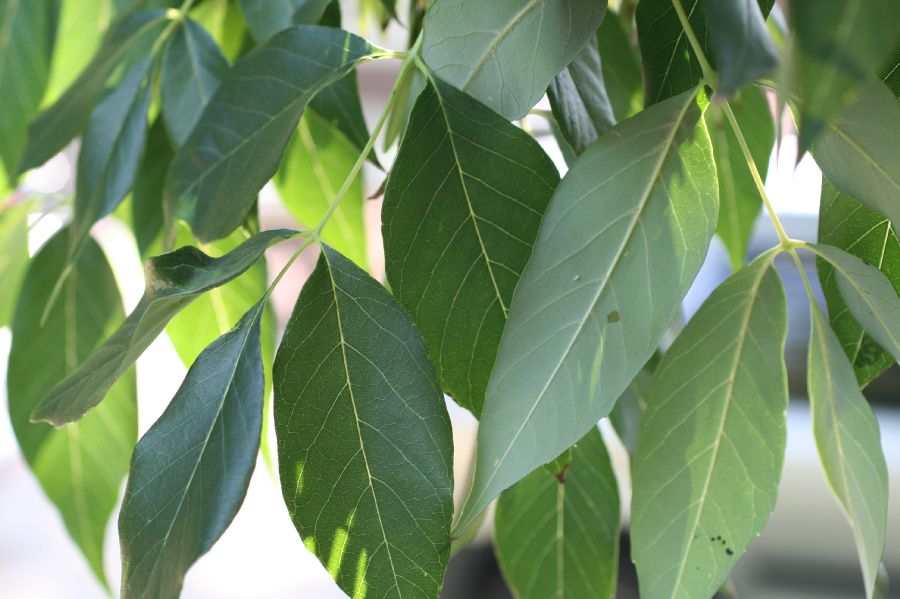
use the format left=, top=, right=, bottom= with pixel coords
left=383, top=77, right=558, bottom=416
left=275, top=246, right=453, bottom=599
left=455, top=88, right=718, bottom=533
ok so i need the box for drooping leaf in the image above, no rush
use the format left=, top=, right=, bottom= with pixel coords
left=709, top=86, right=773, bottom=270
left=120, top=301, right=265, bottom=599
left=383, top=64, right=426, bottom=151
left=808, top=304, right=889, bottom=599
left=382, top=77, right=558, bottom=416
left=0, top=0, right=56, bottom=188
left=596, top=10, right=643, bottom=121
left=70, top=57, right=153, bottom=260
left=0, top=201, right=33, bottom=327
left=275, top=109, right=367, bottom=267
left=30, top=229, right=294, bottom=426
left=274, top=245, right=454, bottom=599
left=636, top=0, right=774, bottom=106
left=817, top=182, right=900, bottom=386
left=812, top=79, right=900, bottom=233
left=422, top=0, right=607, bottom=120
left=454, top=88, right=718, bottom=533
left=495, top=427, right=620, bottom=599
left=789, top=0, right=900, bottom=153
left=631, top=252, right=788, bottom=599
left=548, top=35, right=617, bottom=155
left=308, top=74, right=375, bottom=165
left=132, top=119, right=174, bottom=257
left=609, top=353, right=659, bottom=456
left=166, top=26, right=377, bottom=243
left=19, top=9, right=167, bottom=173
left=8, top=229, right=136, bottom=589
left=807, top=243, right=900, bottom=368
left=701, top=0, right=778, bottom=95
left=161, top=17, right=230, bottom=146
left=237, top=0, right=331, bottom=42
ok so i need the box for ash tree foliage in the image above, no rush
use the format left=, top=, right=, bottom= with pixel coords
left=1, top=0, right=898, bottom=597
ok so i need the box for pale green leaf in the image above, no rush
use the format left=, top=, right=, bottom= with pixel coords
left=817, top=181, right=900, bottom=386
left=8, top=229, right=136, bottom=589
left=808, top=304, right=889, bottom=599
left=609, top=353, right=659, bottom=456
left=161, top=17, right=229, bottom=146
left=382, top=76, right=558, bottom=416
left=0, top=201, right=32, bottom=327
left=422, top=0, right=606, bottom=120
left=495, top=427, right=619, bottom=599
left=632, top=252, right=788, bottom=599
left=274, top=245, right=453, bottom=599
left=454, top=88, right=718, bottom=533
left=596, top=10, right=643, bottom=121
left=30, top=229, right=294, bottom=426
left=120, top=302, right=265, bottom=599
left=166, top=25, right=376, bottom=243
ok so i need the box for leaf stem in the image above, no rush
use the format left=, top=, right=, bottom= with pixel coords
left=670, top=0, right=717, bottom=88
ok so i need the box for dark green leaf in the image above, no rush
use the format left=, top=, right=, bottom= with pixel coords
left=383, top=65, right=426, bottom=152
left=817, top=181, right=900, bottom=386
left=495, top=427, right=619, bottom=599
left=30, top=228, right=294, bottom=426
left=8, top=229, right=136, bottom=589
left=422, top=0, right=607, bottom=120
left=812, top=79, right=900, bottom=233
left=709, top=87, right=773, bottom=270
left=548, top=35, right=617, bottom=155
left=701, top=0, right=778, bottom=95
left=274, top=245, right=454, bottom=599
left=807, top=243, right=900, bottom=368
left=70, top=57, right=153, bottom=259
left=19, top=9, right=167, bottom=173
left=632, top=252, right=788, bottom=599
left=0, top=0, right=56, bottom=187
left=808, top=304, right=888, bottom=599
left=382, top=77, right=558, bottom=416
left=161, top=18, right=230, bottom=146
left=0, top=202, right=33, bottom=327
left=790, top=0, right=899, bottom=153
left=308, top=73, right=375, bottom=164
left=120, top=302, right=264, bottom=599
left=275, top=109, right=367, bottom=267
left=454, top=88, right=718, bottom=534
left=166, top=26, right=376, bottom=243
left=132, top=119, right=174, bottom=257
left=238, top=0, right=331, bottom=41
left=596, top=11, right=643, bottom=121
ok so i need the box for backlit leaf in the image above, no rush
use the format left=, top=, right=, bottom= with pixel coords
left=0, top=201, right=32, bottom=327
left=596, top=11, right=643, bottom=121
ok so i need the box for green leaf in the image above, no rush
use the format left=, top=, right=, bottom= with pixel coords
left=382, top=77, right=558, bottom=416
left=454, top=88, right=718, bottom=533
left=494, top=427, right=619, bottom=599
left=0, top=201, right=32, bottom=327
left=812, top=79, right=900, bottom=233
left=308, top=73, right=375, bottom=165
left=132, top=119, right=174, bottom=258
left=238, top=0, right=332, bottom=41
left=701, top=0, right=778, bottom=95
left=422, top=0, right=607, bottom=120
left=274, top=245, right=454, bottom=599
left=789, top=0, right=900, bottom=153
left=548, top=35, right=617, bottom=155
left=636, top=0, right=774, bottom=105
left=120, top=301, right=265, bottom=599
left=43, top=0, right=111, bottom=105
left=631, top=252, right=788, bottom=599
left=709, top=86, right=773, bottom=270
left=0, top=0, right=56, bottom=187
left=188, top=0, right=247, bottom=61
left=70, top=57, right=154, bottom=260
left=817, top=181, right=900, bottom=386
left=807, top=243, right=900, bottom=368
left=166, top=26, right=376, bottom=243
left=30, top=228, right=294, bottom=426
left=808, top=304, right=889, bottom=599
left=8, top=229, right=136, bottom=589
left=596, top=11, right=643, bottom=121
left=275, top=109, right=367, bottom=268
left=609, top=353, right=659, bottom=456
left=19, top=9, right=167, bottom=173
left=161, top=18, right=229, bottom=146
